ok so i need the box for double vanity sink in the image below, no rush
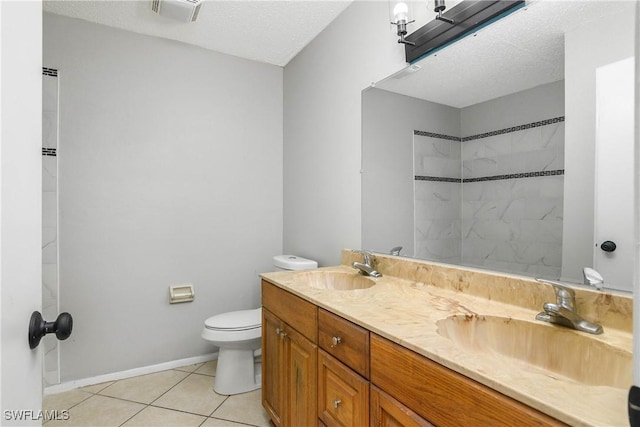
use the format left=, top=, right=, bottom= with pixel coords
left=262, top=251, right=633, bottom=426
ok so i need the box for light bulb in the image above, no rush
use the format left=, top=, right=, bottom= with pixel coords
left=393, top=1, right=409, bottom=22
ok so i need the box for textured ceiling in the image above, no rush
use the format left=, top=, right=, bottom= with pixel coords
left=375, top=1, right=632, bottom=108
left=43, top=0, right=353, bottom=67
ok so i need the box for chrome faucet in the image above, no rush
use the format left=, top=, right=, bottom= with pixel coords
left=351, top=250, right=382, bottom=278
left=535, top=278, right=603, bottom=334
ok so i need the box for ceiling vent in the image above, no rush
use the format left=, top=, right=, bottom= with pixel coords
left=151, top=0, right=203, bottom=23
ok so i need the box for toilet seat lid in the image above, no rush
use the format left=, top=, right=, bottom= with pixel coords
left=204, top=308, right=261, bottom=331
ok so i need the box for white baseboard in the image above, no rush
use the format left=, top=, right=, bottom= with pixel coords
left=44, top=352, right=218, bottom=396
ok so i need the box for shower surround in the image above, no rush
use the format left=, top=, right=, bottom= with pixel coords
left=414, top=84, right=564, bottom=277
left=43, top=67, right=59, bottom=386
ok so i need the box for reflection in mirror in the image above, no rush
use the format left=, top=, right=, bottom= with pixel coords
left=412, top=82, right=564, bottom=277
left=362, top=1, right=636, bottom=292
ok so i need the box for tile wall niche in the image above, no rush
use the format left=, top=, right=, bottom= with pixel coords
left=42, top=67, right=59, bottom=386
left=414, top=116, right=565, bottom=277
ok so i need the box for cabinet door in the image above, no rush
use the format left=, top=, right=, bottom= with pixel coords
left=371, top=385, right=433, bottom=427
left=286, top=324, right=318, bottom=427
left=318, top=350, right=369, bottom=427
left=263, top=308, right=287, bottom=427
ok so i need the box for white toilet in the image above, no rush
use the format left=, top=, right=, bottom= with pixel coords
left=201, top=255, right=318, bottom=395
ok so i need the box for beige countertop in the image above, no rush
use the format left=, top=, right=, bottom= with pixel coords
left=260, top=254, right=633, bottom=427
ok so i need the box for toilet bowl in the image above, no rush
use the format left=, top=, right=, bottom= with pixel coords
left=202, top=308, right=262, bottom=395
left=201, top=255, right=318, bottom=395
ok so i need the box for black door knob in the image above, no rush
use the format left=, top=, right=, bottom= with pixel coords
left=601, top=241, right=617, bottom=252
left=28, top=311, right=73, bottom=349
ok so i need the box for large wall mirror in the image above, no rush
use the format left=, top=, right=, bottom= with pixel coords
left=362, top=1, right=636, bottom=292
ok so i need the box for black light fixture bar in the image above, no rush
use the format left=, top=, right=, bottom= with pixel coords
left=403, top=0, right=525, bottom=63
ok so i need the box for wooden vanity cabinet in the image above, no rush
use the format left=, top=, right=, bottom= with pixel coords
left=262, top=281, right=566, bottom=427
left=318, top=349, right=369, bottom=426
left=318, top=308, right=371, bottom=427
left=262, top=280, right=318, bottom=427
left=371, top=385, right=434, bottom=427
left=370, top=334, right=567, bottom=427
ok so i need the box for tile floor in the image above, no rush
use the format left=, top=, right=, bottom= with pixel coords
left=43, top=361, right=271, bottom=427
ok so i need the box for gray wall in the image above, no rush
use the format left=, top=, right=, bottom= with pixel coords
left=461, top=81, right=565, bottom=134
left=562, top=5, right=636, bottom=282
left=362, top=88, right=460, bottom=258
left=283, top=2, right=405, bottom=266
left=44, top=13, right=283, bottom=381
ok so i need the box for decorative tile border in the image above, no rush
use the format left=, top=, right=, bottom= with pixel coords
left=415, top=175, right=461, bottom=183
left=414, top=117, right=565, bottom=183
left=463, top=169, right=564, bottom=183
left=414, top=116, right=565, bottom=143
left=415, top=170, right=564, bottom=183
left=42, top=148, right=57, bottom=157
left=413, top=130, right=461, bottom=142
left=43, top=67, right=58, bottom=77
left=461, top=117, right=565, bottom=142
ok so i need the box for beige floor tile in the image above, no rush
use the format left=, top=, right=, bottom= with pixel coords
left=121, top=406, right=205, bottom=426
left=211, top=389, right=270, bottom=427
left=45, top=395, right=144, bottom=427
left=44, top=389, right=93, bottom=412
left=98, top=370, right=188, bottom=404
left=152, top=373, right=227, bottom=416
left=174, top=362, right=204, bottom=373
left=194, top=360, right=218, bottom=376
left=202, top=417, right=256, bottom=426
left=81, top=381, right=114, bottom=394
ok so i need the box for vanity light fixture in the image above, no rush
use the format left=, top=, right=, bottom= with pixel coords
left=391, top=1, right=416, bottom=46
left=399, top=0, right=525, bottom=62
left=433, top=0, right=455, bottom=24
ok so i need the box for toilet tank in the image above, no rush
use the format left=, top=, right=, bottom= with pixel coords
left=273, top=255, right=318, bottom=271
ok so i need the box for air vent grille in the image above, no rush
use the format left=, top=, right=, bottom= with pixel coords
left=150, top=0, right=203, bottom=23
left=191, top=3, right=202, bottom=22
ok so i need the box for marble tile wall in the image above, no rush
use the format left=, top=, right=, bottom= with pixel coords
left=413, top=134, right=461, bottom=263
left=462, top=119, right=565, bottom=179
left=43, top=69, right=59, bottom=386
left=413, top=118, right=565, bottom=277
left=461, top=119, right=565, bottom=276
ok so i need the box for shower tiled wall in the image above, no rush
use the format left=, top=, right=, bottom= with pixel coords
left=42, top=67, right=59, bottom=386
left=413, top=133, right=461, bottom=263
left=414, top=118, right=564, bottom=277
left=461, top=118, right=565, bottom=277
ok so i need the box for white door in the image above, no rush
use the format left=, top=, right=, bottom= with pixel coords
left=1, top=1, right=44, bottom=425
left=594, top=56, right=635, bottom=292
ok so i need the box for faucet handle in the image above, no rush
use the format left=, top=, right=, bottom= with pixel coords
left=389, top=246, right=403, bottom=256
left=535, top=278, right=576, bottom=310
left=351, top=249, right=373, bottom=266
left=583, top=267, right=604, bottom=291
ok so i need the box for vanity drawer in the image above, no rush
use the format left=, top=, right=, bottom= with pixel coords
left=370, top=334, right=566, bottom=427
left=318, top=308, right=370, bottom=378
left=262, top=280, right=317, bottom=342
left=318, top=350, right=369, bottom=427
